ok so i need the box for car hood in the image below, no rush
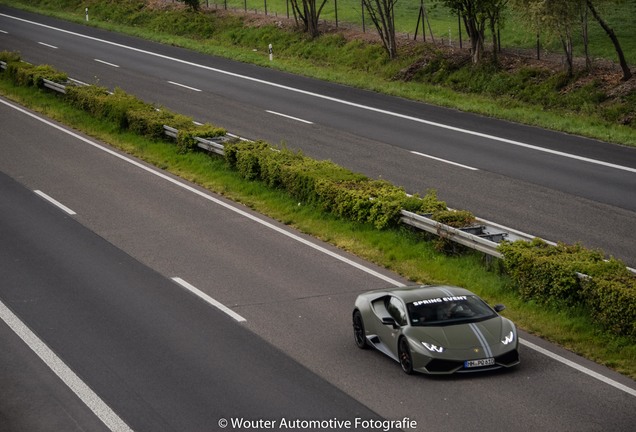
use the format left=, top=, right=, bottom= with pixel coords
left=406, top=317, right=511, bottom=348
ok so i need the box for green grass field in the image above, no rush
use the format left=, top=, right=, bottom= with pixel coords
left=207, top=0, right=636, bottom=62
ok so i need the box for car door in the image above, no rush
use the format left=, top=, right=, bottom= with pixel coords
left=378, top=295, right=408, bottom=358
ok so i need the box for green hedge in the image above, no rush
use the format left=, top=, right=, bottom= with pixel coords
left=499, top=239, right=636, bottom=338
left=0, top=51, right=67, bottom=88
left=224, top=140, right=459, bottom=229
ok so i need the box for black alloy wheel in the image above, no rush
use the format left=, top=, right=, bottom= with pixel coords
left=353, top=310, right=368, bottom=349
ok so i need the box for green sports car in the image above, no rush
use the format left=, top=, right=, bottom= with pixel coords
left=352, top=285, right=520, bottom=374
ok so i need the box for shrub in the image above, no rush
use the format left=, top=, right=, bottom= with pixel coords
left=176, top=123, right=227, bottom=153
left=1, top=56, right=67, bottom=88
left=224, top=142, right=452, bottom=229
left=499, top=238, right=636, bottom=339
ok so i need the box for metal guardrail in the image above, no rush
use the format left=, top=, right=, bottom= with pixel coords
left=9, top=73, right=634, bottom=272
left=400, top=210, right=519, bottom=258
left=42, top=78, right=67, bottom=94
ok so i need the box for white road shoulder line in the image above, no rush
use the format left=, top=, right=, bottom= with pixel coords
left=172, top=277, right=246, bottom=322
left=520, top=339, right=636, bottom=397
left=167, top=81, right=201, bottom=92
left=34, top=190, right=76, bottom=215
left=266, top=110, right=313, bottom=124
left=94, top=58, right=120, bottom=68
left=0, top=300, right=135, bottom=432
left=37, top=41, right=57, bottom=49
left=411, top=150, right=478, bottom=171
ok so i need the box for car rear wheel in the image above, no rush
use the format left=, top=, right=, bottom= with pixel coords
left=399, top=337, right=414, bottom=374
left=352, top=310, right=368, bottom=349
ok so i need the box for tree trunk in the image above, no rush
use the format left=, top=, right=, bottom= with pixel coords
left=586, top=0, right=631, bottom=81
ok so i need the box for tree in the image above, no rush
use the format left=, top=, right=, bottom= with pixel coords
left=486, top=0, right=509, bottom=64
left=179, top=0, right=200, bottom=11
left=586, top=0, right=632, bottom=80
left=290, top=0, right=329, bottom=38
left=362, top=0, right=399, bottom=59
left=443, top=0, right=507, bottom=64
left=513, top=0, right=583, bottom=77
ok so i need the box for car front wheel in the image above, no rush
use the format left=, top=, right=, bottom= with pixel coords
left=352, top=310, right=368, bottom=349
left=399, top=337, right=414, bottom=374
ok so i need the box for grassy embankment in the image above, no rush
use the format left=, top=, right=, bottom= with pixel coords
left=0, top=0, right=634, bottom=378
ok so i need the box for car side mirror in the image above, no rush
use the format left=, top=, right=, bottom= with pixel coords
left=494, top=304, right=506, bottom=312
left=382, top=317, right=398, bottom=328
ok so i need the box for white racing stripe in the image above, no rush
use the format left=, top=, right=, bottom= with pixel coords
left=0, top=300, right=135, bottom=432
left=2, top=13, right=634, bottom=174
left=468, top=323, right=493, bottom=358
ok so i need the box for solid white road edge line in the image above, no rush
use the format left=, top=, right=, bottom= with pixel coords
left=266, top=110, right=313, bottom=124
left=411, top=150, right=478, bottom=171
left=0, top=300, right=135, bottom=432
left=172, top=277, right=246, bottom=322
left=34, top=190, right=77, bottom=215
left=520, top=339, right=636, bottom=397
left=2, top=12, right=634, bottom=174
left=2, top=97, right=634, bottom=397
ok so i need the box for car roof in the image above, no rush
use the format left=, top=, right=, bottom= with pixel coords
left=382, top=285, right=475, bottom=303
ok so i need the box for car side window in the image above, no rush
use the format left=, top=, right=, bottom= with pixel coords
left=386, top=296, right=408, bottom=326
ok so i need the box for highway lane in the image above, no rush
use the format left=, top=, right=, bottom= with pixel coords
left=2, top=95, right=636, bottom=431
left=1, top=6, right=635, bottom=266
left=0, top=171, right=388, bottom=431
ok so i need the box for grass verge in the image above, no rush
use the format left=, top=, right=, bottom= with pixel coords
left=1, top=76, right=634, bottom=379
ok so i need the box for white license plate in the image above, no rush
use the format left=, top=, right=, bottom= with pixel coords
left=464, top=358, right=495, bottom=368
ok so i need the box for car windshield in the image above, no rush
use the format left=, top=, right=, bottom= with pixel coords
left=406, top=295, right=497, bottom=326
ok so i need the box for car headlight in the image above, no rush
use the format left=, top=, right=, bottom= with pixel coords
left=501, top=330, right=515, bottom=345
left=422, top=342, right=444, bottom=353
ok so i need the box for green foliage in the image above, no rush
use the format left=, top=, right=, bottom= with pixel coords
left=65, top=86, right=146, bottom=129
left=224, top=141, right=451, bottom=229
left=63, top=81, right=220, bottom=142
left=176, top=123, right=227, bottom=153
left=0, top=54, right=67, bottom=88
left=0, top=50, right=21, bottom=63
left=499, top=238, right=636, bottom=339
left=431, top=209, right=475, bottom=227
left=127, top=107, right=175, bottom=139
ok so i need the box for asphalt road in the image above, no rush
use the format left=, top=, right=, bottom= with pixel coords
left=0, top=144, right=386, bottom=430
left=0, top=6, right=635, bottom=266
left=1, top=91, right=635, bottom=431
